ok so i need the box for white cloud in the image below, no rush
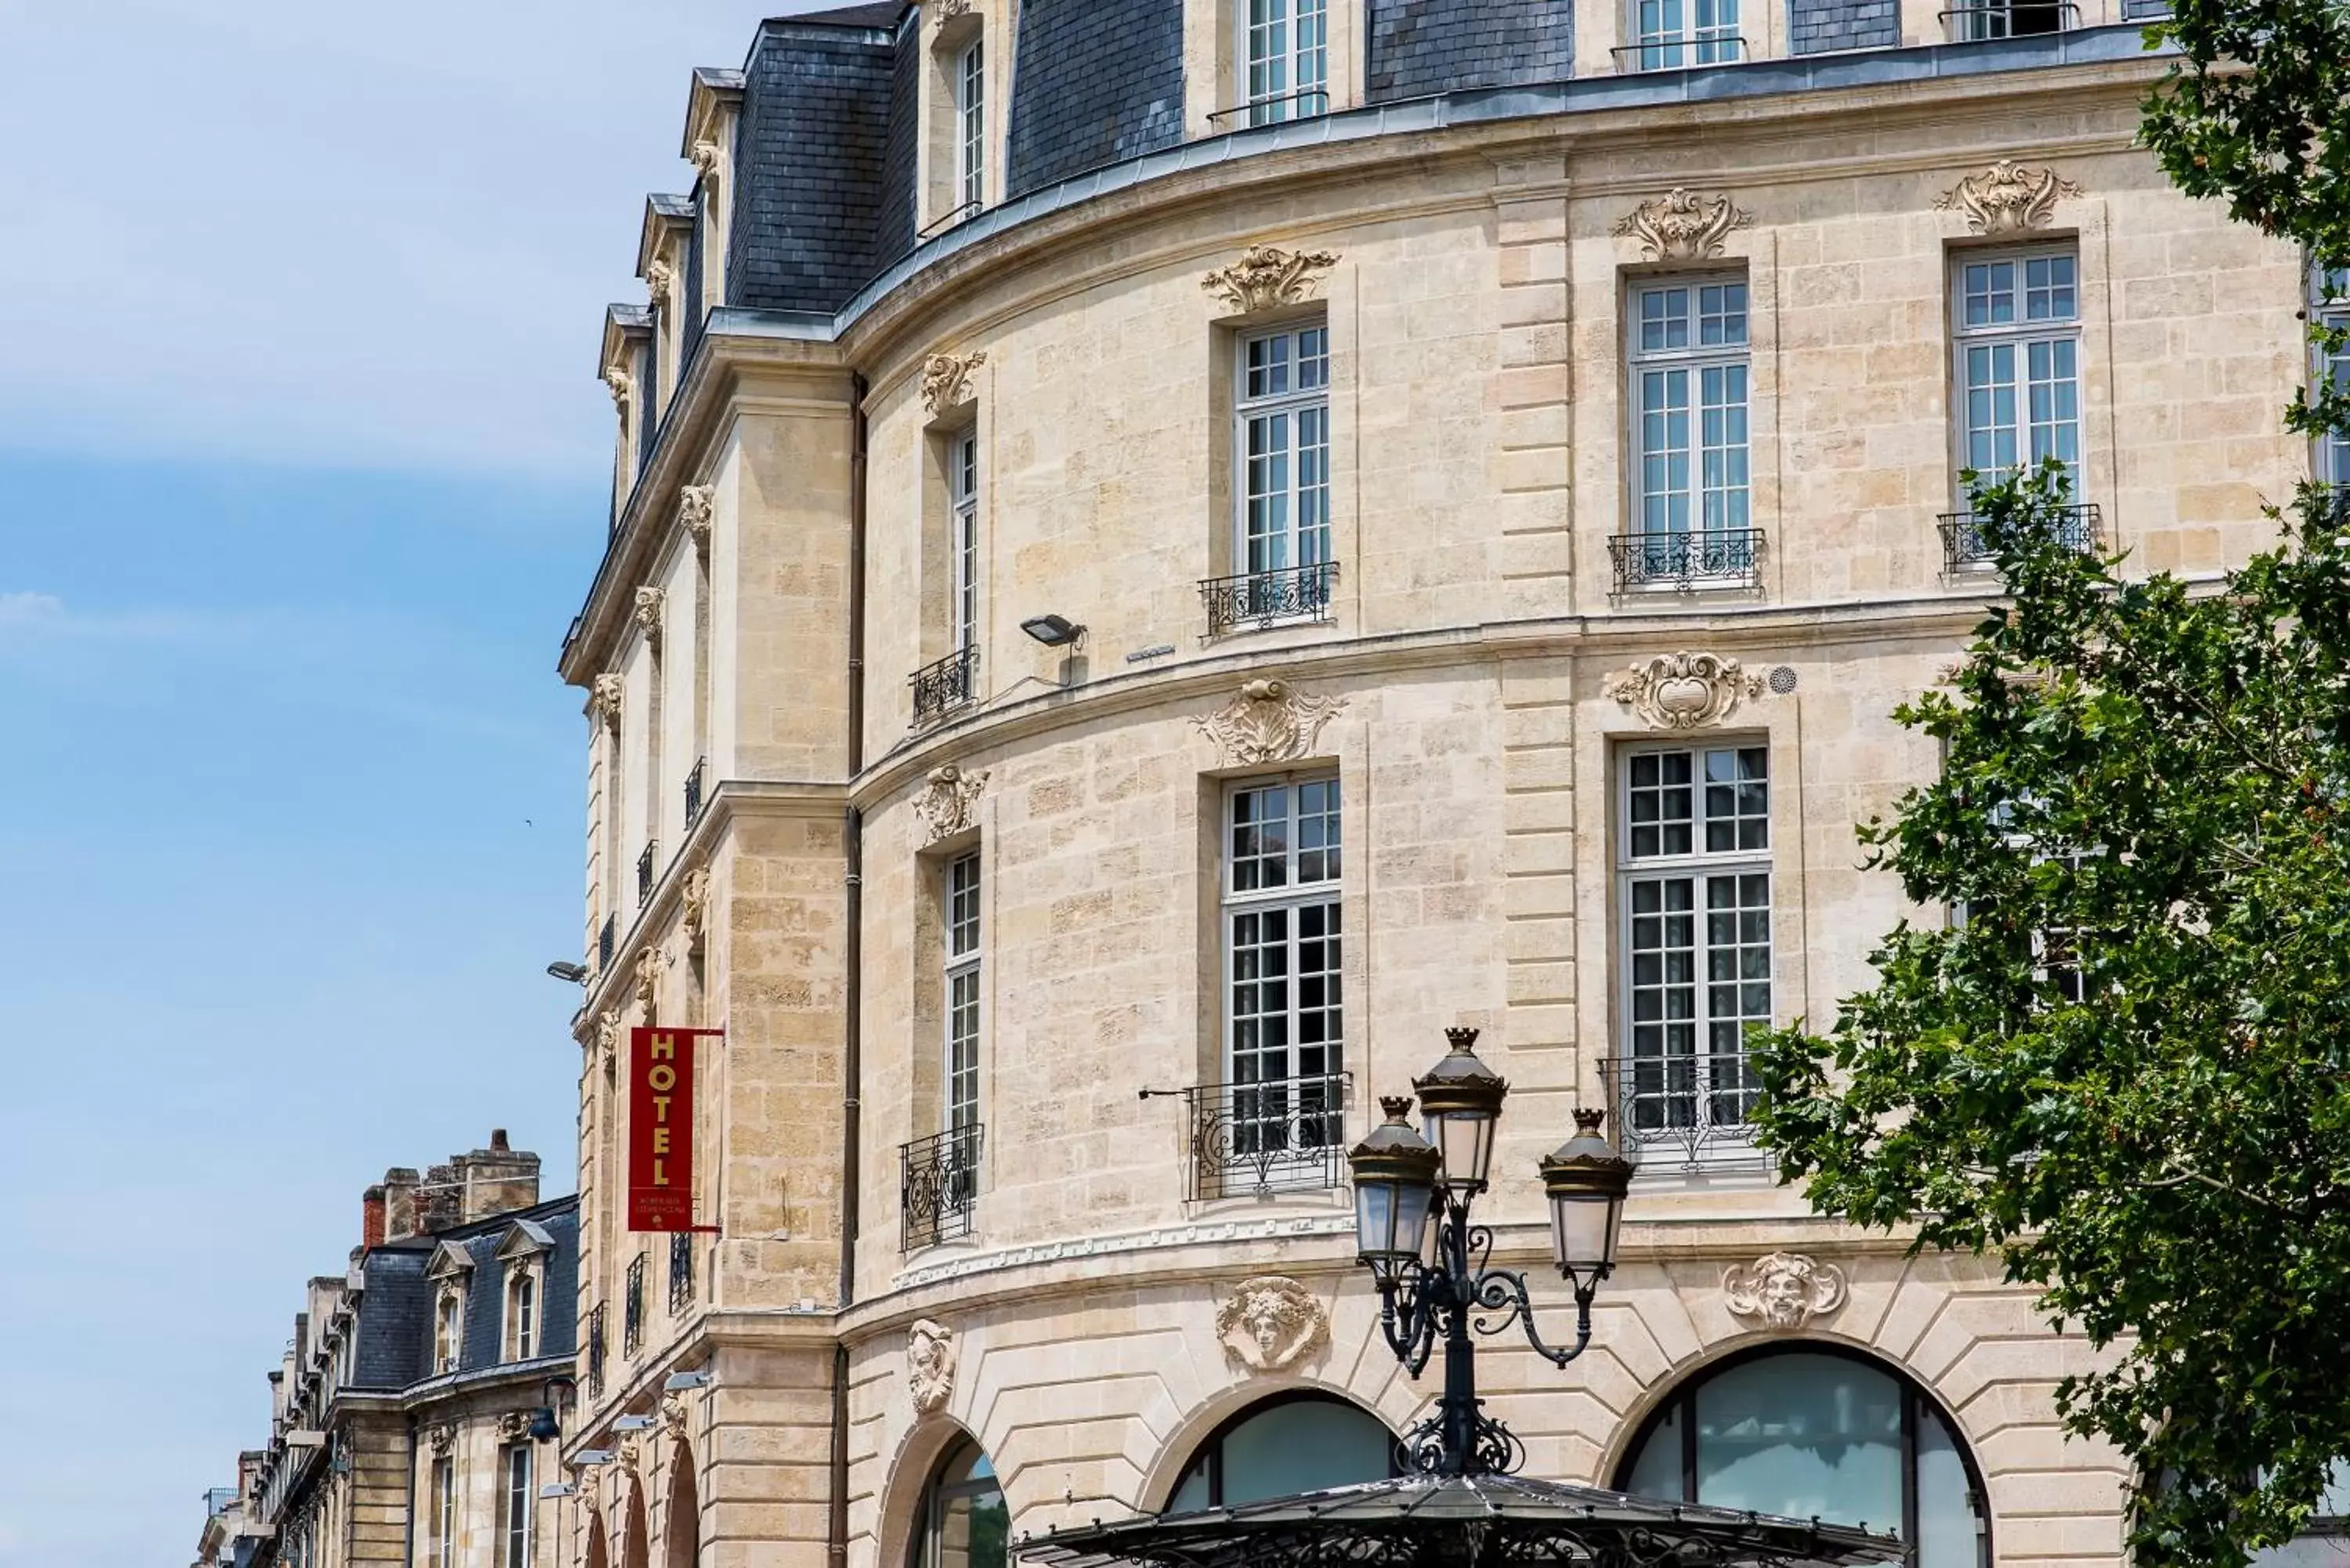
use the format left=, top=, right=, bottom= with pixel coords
left=0, top=591, right=63, bottom=626
left=0, top=0, right=839, bottom=478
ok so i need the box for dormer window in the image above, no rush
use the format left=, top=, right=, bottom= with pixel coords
left=434, top=1291, right=463, bottom=1375
left=956, top=38, right=985, bottom=214
left=924, top=13, right=987, bottom=237
left=494, top=1217, right=556, bottom=1364
left=509, top=1271, right=538, bottom=1360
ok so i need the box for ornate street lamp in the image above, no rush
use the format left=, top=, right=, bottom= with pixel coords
left=1346, top=1027, right=1632, bottom=1477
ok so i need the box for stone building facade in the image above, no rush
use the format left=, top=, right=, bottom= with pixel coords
left=201, top=1136, right=580, bottom=1568
left=561, top=5, right=2339, bottom=1568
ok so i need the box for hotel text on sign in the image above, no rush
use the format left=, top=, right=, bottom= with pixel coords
left=627, top=1027, right=720, bottom=1231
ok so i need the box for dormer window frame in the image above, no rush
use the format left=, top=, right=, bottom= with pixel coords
left=424, top=1240, right=476, bottom=1377
left=494, top=1219, right=556, bottom=1364
left=923, top=9, right=989, bottom=238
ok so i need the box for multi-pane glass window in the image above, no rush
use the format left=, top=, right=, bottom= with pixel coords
left=1631, top=0, right=1741, bottom=68
left=956, top=39, right=985, bottom=213
left=945, top=851, right=982, bottom=1134
left=1245, top=0, right=1328, bottom=125
left=1953, top=249, right=2080, bottom=493
left=1236, top=324, right=1332, bottom=587
left=1628, top=277, right=1752, bottom=580
left=509, top=1270, right=537, bottom=1360
left=2316, top=265, right=2349, bottom=485
left=434, top=1292, right=461, bottom=1374
left=951, top=432, right=979, bottom=656
left=1224, top=778, right=1343, bottom=1154
left=1948, top=0, right=2070, bottom=41
left=432, top=1457, right=456, bottom=1568
left=502, top=1445, right=533, bottom=1568
left=1618, top=746, right=1771, bottom=1155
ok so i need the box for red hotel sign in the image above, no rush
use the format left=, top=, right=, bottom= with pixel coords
left=627, top=1027, right=721, bottom=1232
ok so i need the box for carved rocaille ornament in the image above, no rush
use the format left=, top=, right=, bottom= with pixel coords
left=913, top=765, right=989, bottom=844
left=1606, top=652, right=1765, bottom=730
left=907, top=1319, right=956, bottom=1414
left=590, top=673, right=624, bottom=732
left=1214, top=1277, right=1329, bottom=1372
left=497, top=1411, right=532, bottom=1441
left=634, top=947, right=661, bottom=1012
left=689, top=139, right=725, bottom=193
left=920, top=351, right=987, bottom=415
left=603, top=364, right=634, bottom=410
left=1611, top=188, right=1753, bottom=261
left=1935, top=161, right=2084, bottom=236
left=1193, top=678, right=1348, bottom=766
left=645, top=261, right=674, bottom=309
left=426, top=1422, right=457, bottom=1458
left=933, top=0, right=973, bottom=20
left=678, top=485, right=714, bottom=551
left=595, top=1009, right=621, bottom=1063
left=682, top=867, right=712, bottom=956
left=1202, top=244, right=1340, bottom=314
left=633, top=587, right=666, bottom=650
left=1723, top=1252, right=1849, bottom=1329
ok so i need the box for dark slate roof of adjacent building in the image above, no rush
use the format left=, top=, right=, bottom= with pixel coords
left=349, top=1194, right=579, bottom=1393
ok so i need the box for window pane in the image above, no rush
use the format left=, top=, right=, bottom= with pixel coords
left=1917, top=1405, right=1981, bottom=1568
left=1694, top=1353, right=1904, bottom=1531
left=1217, top=1400, right=1390, bottom=1506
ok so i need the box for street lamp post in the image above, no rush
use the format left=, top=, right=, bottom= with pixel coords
left=1347, top=1027, right=1634, bottom=1478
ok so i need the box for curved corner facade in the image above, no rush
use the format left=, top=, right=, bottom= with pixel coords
left=559, top=5, right=2323, bottom=1568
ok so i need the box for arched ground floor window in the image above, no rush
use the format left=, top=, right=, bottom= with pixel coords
left=912, top=1438, right=1008, bottom=1568
left=1616, top=1346, right=1990, bottom=1568
left=1166, top=1393, right=1395, bottom=1513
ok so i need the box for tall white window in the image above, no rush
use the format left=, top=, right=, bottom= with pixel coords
left=508, top=1270, right=537, bottom=1361
left=1223, top=777, right=1343, bottom=1154
left=1625, top=277, right=1753, bottom=587
left=944, top=851, right=982, bottom=1134
left=1245, top=0, right=1328, bottom=125
left=502, top=1444, right=533, bottom=1568
left=951, top=432, right=980, bottom=658
left=1630, top=0, right=1741, bottom=69
left=1954, top=248, right=2080, bottom=490
left=956, top=39, right=985, bottom=213
left=1617, top=745, right=1770, bottom=1160
left=432, top=1456, right=456, bottom=1568
left=434, top=1291, right=462, bottom=1375
left=1228, top=323, right=1333, bottom=623
left=2316, top=264, right=2349, bottom=485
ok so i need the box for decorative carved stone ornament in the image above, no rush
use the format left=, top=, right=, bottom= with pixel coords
left=1611, top=188, right=1753, bottom=261
left=913, top=765, right=989, bottom=844
left=1723, top=1252, right=1849, bottom=1329
left=1934, top=161, right=2084, bottom=237
left=595, top=1009, right=621, bottom=1063
left=633, top=587, right=667, bottom=651
left=1606, top=652, right=1764, bottom=730
left=634, top=946, right=661, bottom=1012
left=1213, top=1276, right=1329, bottom=1372
left=497, top=1411, right=532, bottom=1441
left=1192, top=678, right=1347, bottom=766
left=678, top=485, right=714, bottom=551
left=681, top=868, right=712, bottom=956
left=617, top=1429, right=644, bottom=1476
left=590, top=673, right=624, bottom=732
left=660, top=1389, right=693, bottom=1439
left=1201, top=244, right=1340, bottom=314
left=645, top=261, right=674, bottom=309
left=933, top=0, right=973, bottom=20
left=920, top=351, right=987, bottom=415
left=603, top=364, right=634, bottom=410
left=906, top=1319, right=956, bottom=1414
left=426, top=1422, right=457, bottom=1458
left=689, top=140, right=725, bottom=193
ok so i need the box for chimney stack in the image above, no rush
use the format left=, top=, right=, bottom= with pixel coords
left=360, top=1185, right=386, bottom=1251
left=454, top=1130, right=541, bottom=1223
left=381, top=1169, right=421, bottom=1242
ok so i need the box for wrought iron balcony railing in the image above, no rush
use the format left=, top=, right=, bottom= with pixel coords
left=585, top=1305, right=606, bottom=1398
left=623, top=1254, right=645, bottom=1358
left=1597, top=1052, right=1764, bottom=1169
left=1177, top=1073, right=1350, bottom=1201
left=636, top=842, right=658, bottom=908
left=668, top=1230, right=695, bottom=1315
left=900, top=1122, right=984, bottom=1250
left=1940, top=0, right=2077, bottom=38
left=1937, top=503, right=2102, bottom=573
left=683, top=757, right=707, bottom=829
left=1198, top=560, right=1339, bottom=636
left=1611, top=35, right=1746, bottom=70
left=1608, top=529, right=1764, bottom=593
left=910, top=645, right=979, bottom=722
left=598, top=914, right=616, bottom=974
left=1206, top=86, right=1332, bottom=127
left=916, top=199, right=982, bottom=242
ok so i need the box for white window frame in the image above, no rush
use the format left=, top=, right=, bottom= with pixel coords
left=1950, top=245, right=2081, bottom=500
left=502, top=1443, right=533, bottom=1568
left=2315, top=262, right=2349, bottom=486
left=1614, top=742, right=1773, bottom=1162
left=1220, top=775, right=1344, bottom=1154
left=1233, top=322, right=1333, bottom=604
left=956, top=38, right=985, bottom=215
left=943, top=850, right=982, bottom=1135
left=1625, top=273, right=1754, bottom=586
left=1629, top=0, right=1741, bottom=69
left=433, top=1290, right=463, bottom=1375
left=432, top=1455, right=457, bottom=1568
left=507, top=1268, right=538, bottom=1361
left=950, top=430, right=980, bottom=658
left=1243, top=0, right=1329, bottom=125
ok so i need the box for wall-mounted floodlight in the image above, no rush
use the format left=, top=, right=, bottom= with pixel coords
left=663, top=1370, right=711, bottom=1392
left=1020, top=614, right=1086, bottom=648
left=546, top=961, right=589, bottom=984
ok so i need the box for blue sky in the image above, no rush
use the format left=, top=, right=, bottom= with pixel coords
left=0, top=5, right=818, bottom=1563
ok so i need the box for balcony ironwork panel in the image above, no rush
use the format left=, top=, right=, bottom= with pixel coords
left=683, top=757, right=707, bottom=829
left=586, top=1305, right=606, bottom=1398
left=1611, top=35, right=1745, bottom=70
left=1607, top=529, right=1764, bottom=593
left=1941, top=0, right=2077, bottom=37
left=1180, top=1073, right=1351, bottom=1201
left=1937, top=503, right=2101, bottom=573
left=1198, top=561, right=1339, bottom=637
left=1597, top=1052, right=1763, bottom=1169
left=623, top=1254, right=645, bottom=1358
left=900, top=1123, right=983, bottom=1250
left=636, top=842, right=658, bottom=909
left=668, top=1230, right=695, bottom=1314
left=909, top=645, right=979, bottom=722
